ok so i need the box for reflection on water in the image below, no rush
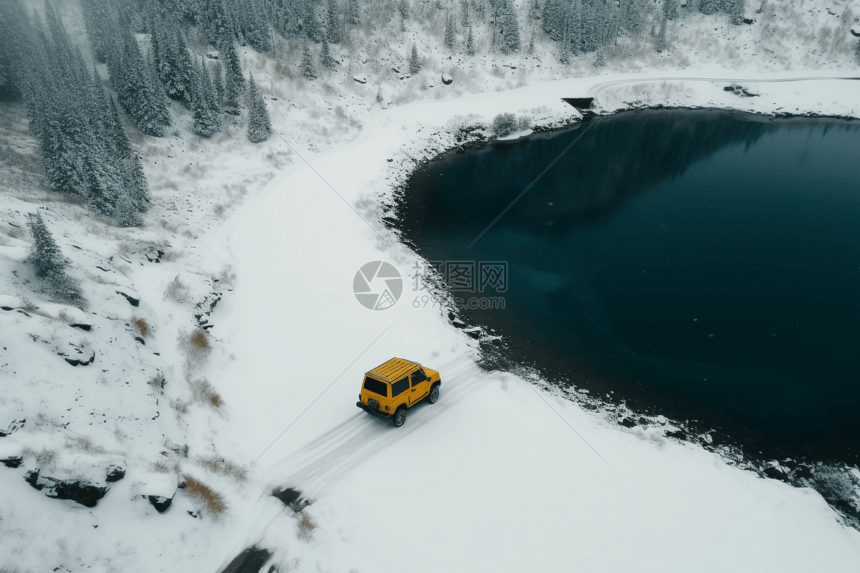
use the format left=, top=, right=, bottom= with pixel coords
left=401, top=110, right=860, bottom=463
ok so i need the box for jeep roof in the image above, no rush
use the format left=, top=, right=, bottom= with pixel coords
left=366, top=357, right=422, bottom=383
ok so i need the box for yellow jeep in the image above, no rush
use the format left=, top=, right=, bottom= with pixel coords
left=356, top=358, right=441, bottom=427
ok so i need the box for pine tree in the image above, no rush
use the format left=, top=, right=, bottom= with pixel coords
left=461, top=0, right=470, bottom=28
left=698, top=0, right=720, bottom=16
left=444, top=13, right=455, bottom=50
left=301, top=42, right=317, bottom=79
left=466, top=26, right=476, bottom=56
left=26, top=212, right=85, bottom=306
left=398, top=0, right=409, bottom=21
left=664, top=0, right=679, bottom=21
left=222, top=41, right=244, bottom=115
left=327, top=0, right=341, bottom=44
left=856, top=38, right=860, bottom=64
left=212, top=61, right=225, bottom=108
left=191, top=57, right=221, bottom=137
left=246, top=72, right=271, bottom=143
left=593, top=50, right=606, bottom=68
left=728, top=0, right=745, bottom=25
left=304, top=0, right=324, bottom=43
left=655, top=14, right=667, bottom=53
left=409, top=43, right=420, bottom=74
left=321, top=37, right=336, bottom=68
left=108, top=96, right=149, bottom=221
left=494, top=0, right=520, bottom=55
left=347, top=0, right=361, bottom=26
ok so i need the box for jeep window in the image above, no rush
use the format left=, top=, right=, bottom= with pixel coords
left=392, top=377, right=409, bottom=397
left=411, top=369, right=427, bottom=385
left=363, top=377, right=388, bottom=397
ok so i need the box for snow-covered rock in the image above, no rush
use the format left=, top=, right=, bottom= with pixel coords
left=441, top=73, right=453, bottom=85
left=353, top=75, right=367, bottom=84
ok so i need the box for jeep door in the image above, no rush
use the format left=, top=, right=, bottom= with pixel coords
left=409, top=368, right=430, bottom=404
left=391, top=376, right=410, bottom=409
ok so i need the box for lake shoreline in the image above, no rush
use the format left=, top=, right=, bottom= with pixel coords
left=386, top=105, right=860, bottom=530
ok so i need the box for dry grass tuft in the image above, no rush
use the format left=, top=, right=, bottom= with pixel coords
left=183, top=474, right=227, bottom=515
left=296, top=512, right=316, bottom=541
left=192, top=379, right=222, bottom=408
left=189, top=329, right=210, bottom=352
left=198, top=456, right=248, bottom=482
left=132, top=316, right=149, bottom=336
left=67, top=436, right=106, bottom=454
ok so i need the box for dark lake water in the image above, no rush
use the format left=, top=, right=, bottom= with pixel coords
left=400, top=110, right=860, bottom=464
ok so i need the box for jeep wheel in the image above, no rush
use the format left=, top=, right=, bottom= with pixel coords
left=393, top=407, right=406, bottom=427
left=428, top=384, right=440, bottom=404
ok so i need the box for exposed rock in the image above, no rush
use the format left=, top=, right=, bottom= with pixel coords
left=272, top=487, right=312, bottom=512
left=620, top=417, right=637, bottom=428
left=116, top=290, right=140, bottom=307
left=0, top=419, right=25, bottom=437
left=221, top=547, right=272, bottom=573
left=665, top=429, right=687, bottom=440
left=763, top=466, right=789, bottom=482
left=147, top=495, right=173, bottom=513
left=851, top=26, right=860, bottom=37
left=134, top=336, right=145, bottom=345
left=743, top=17, right=754, bottom=24
left=64, top=352, right=95, bottom=367
left=25, top=469, right=109, bottom=507
left=70, top=323, right=92, bottom=331
left=723, top=84, right=759, bottom=97
left=207, top=51, right=219, bottom=59
left=441, top=73, right=453, bottom=85
left=2, top=456, right=23, bottom=468
left=353, top=75, right=367, bottom=84
left=105, top=465, right=125, bottom=483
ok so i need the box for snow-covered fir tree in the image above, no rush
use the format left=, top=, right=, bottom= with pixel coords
left=246, top=72, right=272, bottom=144
left=301, top=42, right=317, bottom=79
left=191, top=56, right=222, bottom=137
left=222, top=41, right=244, bottom=115
left=409, top=43, right=421, bottom=74
left=398, top=0, right=410, bottom=21
left=655, top=15, right=667, bottom=53
left=466, top=26, right=476, bottom=56
left=347, top=0, right=361, bottom=26
left=445, top=13, right=456, bottom=50
left=26, top=213, right=86, bottom=306
left=327, top=0, right=341, bottom=44
left=321, top=37, right=336, bottom=68
left=664, top=0, right=679, bottom=21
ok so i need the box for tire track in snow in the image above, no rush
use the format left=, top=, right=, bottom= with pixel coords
left=267, top=357, right=486, bottom=497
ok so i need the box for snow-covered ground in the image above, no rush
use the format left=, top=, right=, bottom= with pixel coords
left=3, top=0, right=860, bottom=570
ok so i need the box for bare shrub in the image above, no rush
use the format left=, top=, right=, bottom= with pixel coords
left=191, top=379, right=222, bottom=408
left=148, top=371, right=166, bottom=392
left=132, top=316, right=149, bottom=336
left=152, top=459, right=179, bottom=474
left=491, top=112, right=518, bottom=137
left=183, top=474, right=228, bottom=515
left=197, top=456, right=248, bottom=482
left=67, top=436, right=106, bottom=454
left=516, top=115, right=532, bottom=132
left=22, top=447, right=56, bottom=467
left=813, top=465, right=860, bottom=510
left=164, top=275, right=189, bottom=302
left=296, top=512, right=316, bottom=541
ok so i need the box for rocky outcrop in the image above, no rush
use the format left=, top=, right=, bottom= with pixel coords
left=25, top=469, right=109, bottom=507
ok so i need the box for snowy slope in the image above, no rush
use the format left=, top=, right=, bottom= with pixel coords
left=2, top=0, right=860, bottom=570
